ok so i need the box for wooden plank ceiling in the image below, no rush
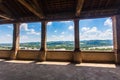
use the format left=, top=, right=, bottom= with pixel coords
left=0, top=0, right=120, bottom=24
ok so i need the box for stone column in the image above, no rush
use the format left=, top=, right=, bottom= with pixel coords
left=73, top=19, right=82, bottom=63
left=112, top=16, right=120, bottom=64
left=39, top=21, right=47, bottom=61
left=10, top=23, right=20, bottom=59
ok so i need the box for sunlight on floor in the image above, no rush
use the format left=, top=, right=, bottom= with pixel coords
left=36, top=61, right=71, bottom=65
left=0, top=59, right=5, bottom=61
left=4, top=60, right=34, bottom=64
left=0, top=59, right=116, bottom=68
left=75, top=63, right=116, bottom=68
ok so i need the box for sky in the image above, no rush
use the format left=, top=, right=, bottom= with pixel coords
left=0, top=17, right=112, bottom=43
left=80, top=17, right=112, bottom=40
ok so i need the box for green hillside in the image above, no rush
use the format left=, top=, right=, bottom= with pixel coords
left=0, top=40, right=113, bottom=51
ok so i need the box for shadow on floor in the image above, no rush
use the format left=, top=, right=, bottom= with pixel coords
left=0, top=59, right=120, bottom=80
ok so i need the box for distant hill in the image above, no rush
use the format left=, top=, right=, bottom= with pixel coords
left=0, top=43, right=12, bottom=47
left=80, top=40, right=113, bottom=48
left=0, top=40, right=113, bottom=50
left=20, top=42, right=41, bottom=49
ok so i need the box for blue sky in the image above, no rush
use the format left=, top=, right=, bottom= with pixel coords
left=0, top=17, right=112, bottom=43
left=47, top=21, right=74, bottom=41
left=80, top=17, right=112, bottom=40
left=20, top=22, right=41, bottom=43
left=0, top=24, right=13, bottom=43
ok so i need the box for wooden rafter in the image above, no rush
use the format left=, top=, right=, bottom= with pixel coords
left=0, top=14, right=13, bottom=20
left=0, top=0, right=2, bottom=3
left=0, top=3, right=15, bottom=19
left=33, top=0, right=39, bottom=8
left=105, top=0, right=111, bottom=7
left=76, top=0, right=84, bottom=16
left=31, top=0, right=43, bottom=16
left=0, top=8, right=118, bottom=24
left=18, top=0, right=44, bottom=19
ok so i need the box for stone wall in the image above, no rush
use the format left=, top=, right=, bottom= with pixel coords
left=82, top=51, right=115, bottom=63
left=0, top=50, right=11, bottom=59
left=0, top=50, right=116, bottom=63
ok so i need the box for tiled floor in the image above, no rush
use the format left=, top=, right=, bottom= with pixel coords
left=0, top=59, right=120, bottom=80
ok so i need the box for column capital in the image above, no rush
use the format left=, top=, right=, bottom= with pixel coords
left=41, top=21, right=48, bottom=24
left=74, top=19, right=79, bottom=21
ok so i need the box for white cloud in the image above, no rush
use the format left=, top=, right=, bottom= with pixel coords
left=0, top=34, right=12, bottom=43
left=21, top=35, right=29, bottom=40
left=48, top=33, right=74, bottom=41
left=80, top=27, right=113, bottom=40
left=20, top=35, right=40, bottom=43
left=99, top=29, right=112, bottom=40
left=0, top=24, right=13, bottom=29
left=27, top=29, right=40, bottom=35
left=47, top=22, right=52, bottom=26
left=6, top=34, right=12, bottom=37
left=68, top=25, right=74, bottom=30
left=86, top=27, right=98, bottom=33
left=81, top=27, right=90, bottom=32
left=61, top=32, right=65, bottom=34
left=20, top=35, right=29, bottom=43
left=20, top=23, right=40, bottom=35
left=60, top=35, right=64, bottom=38
left=51, top=35, right=61, bottom=41
left=52, top=35, right=56, bottom=37
left=20, top=23, right=29, bottom=31
left=50, top=35, right=60, bottom=41
left=7, top=25, right=13, bottom=29
left=54, top=30, right=57, bottom=33
left=60, top=21, right=71, bottom=23
left=104, top=18, right=112, bottom=27
left=66, top=34, right=74, bottom=41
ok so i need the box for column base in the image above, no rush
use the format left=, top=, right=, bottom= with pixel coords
left=38, top=50, right=46, bottom=61
left=73, top=50, right=82, bottom=63
left=117, top=54, right=120, bottom=64
left=114, top=49, right=120, bottom=64
left=115, top=54, right=120, bottom=64
left=10, top=50, right=17, bottom=60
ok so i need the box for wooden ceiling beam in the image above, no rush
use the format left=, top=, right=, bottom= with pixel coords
left=0, top=8, right=118, bottom=24
left=76, top=0, right=84, bottom=16
left=0, top=14, right=13, bottom=20
left=32, top=0, right=44, bottom=17
left=0, top=0, right=2, bottom=3
left=105, top=0, right=111, bottom=7
left=18, top=0, right=44, bottom=19
left=0, top=3, right=15, bottom=19
left=33, top=0, right=39, bottom=8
